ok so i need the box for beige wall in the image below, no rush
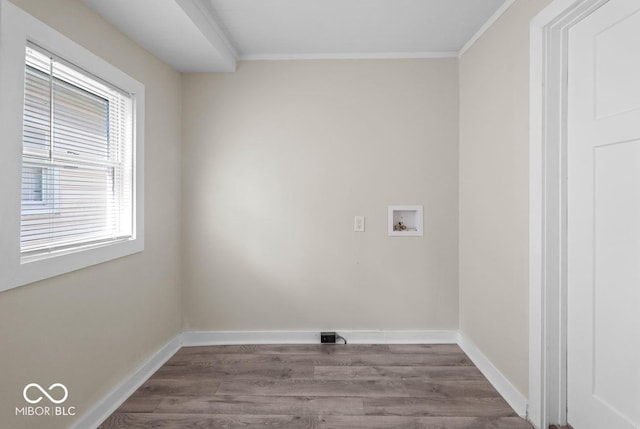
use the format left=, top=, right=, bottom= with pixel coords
left=182, top=60, right=459, bottom=331
left=0, top=1, right=183, bottom=428
left=459, top=0, right=553, bottom=397
left=0, top=0, right=558, bottom=422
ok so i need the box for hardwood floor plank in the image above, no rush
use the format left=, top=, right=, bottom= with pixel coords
left=314, top=365, right=484, bottom=381
left=131, top=377, right=222, bottom=398
left=216, top=379, right=499, bottom=399
left=175, top=344, right=392, bottom=355
left=363, top=396, right=516, bottom=417
left=319, top=416, right=533, bottom=429
left=386, top=344, right=464, bottom=354
left=153, top=362, right=314, bottom=380
left=99, top=413, right=320, bottom=429
left=216, top=379, right=409, bottom=397
left=401, top=380, right=501, bottom=398
left=166, top=352, right=473, bottom=367
left=113, top=394, right=164, bottom=413
left=155, top=395, right=365, bottom=416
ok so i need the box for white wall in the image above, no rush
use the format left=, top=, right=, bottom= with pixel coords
left=0, top=1, right=183, bottom=428
left=459, top=0, right=553, bottom=397
left=182, top=59, right=459, bottom=331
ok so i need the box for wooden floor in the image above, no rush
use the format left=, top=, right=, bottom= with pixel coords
left=100, top=344, right=533, bottom=429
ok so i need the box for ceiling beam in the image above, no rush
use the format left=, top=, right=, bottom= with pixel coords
left=175, top=0, right=238, bottom=72
left=458, top=0, right=516, bottom=57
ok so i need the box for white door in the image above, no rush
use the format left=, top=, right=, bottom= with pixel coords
left=567, top=0, right=640, bottom=428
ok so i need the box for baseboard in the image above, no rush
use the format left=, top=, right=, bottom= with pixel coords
left=457, top=332, right=528, bottom=418
left=181, top=329, right=458, bottom=346
left=69, top=335, right=181, bottom=429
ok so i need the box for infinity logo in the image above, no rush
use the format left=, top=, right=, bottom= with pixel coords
left=23, top=383, right=68, bottom=404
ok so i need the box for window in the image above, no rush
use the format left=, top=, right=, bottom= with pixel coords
left=0, top=0, right=144, bottom=292
left=20, top=45, right=134, bottom=257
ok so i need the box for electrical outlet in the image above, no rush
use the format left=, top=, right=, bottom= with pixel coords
left=321, top=332, right=337, bottom=343
left=354, top=215, right=365, bottom=232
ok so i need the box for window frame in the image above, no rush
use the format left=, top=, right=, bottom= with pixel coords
left=0, top=0, right=145, bottom=292
left=20, top=44, right=135, bottom=258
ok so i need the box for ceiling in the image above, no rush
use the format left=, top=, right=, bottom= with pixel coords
left=83, top=0, right=509, bottom=72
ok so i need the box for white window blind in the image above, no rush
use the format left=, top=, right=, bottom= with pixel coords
left=20, top=44, right=134, bottom=257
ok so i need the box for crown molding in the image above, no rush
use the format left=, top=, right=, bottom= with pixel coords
left=241, top=51, right=458, bottom=61
left=458, top=0, right=516, bottom=57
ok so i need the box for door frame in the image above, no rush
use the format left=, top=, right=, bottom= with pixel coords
left=528, top=0, right=610, bottom=428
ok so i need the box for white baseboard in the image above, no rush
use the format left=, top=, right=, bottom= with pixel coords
left=457, top=332, right=528, bottom=418
left=70, top=335, right=181, bottom=429
left=181, top=329, right=458, bottom=346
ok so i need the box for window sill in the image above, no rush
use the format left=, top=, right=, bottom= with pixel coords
left=21, top=236, right=136, bottom=265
